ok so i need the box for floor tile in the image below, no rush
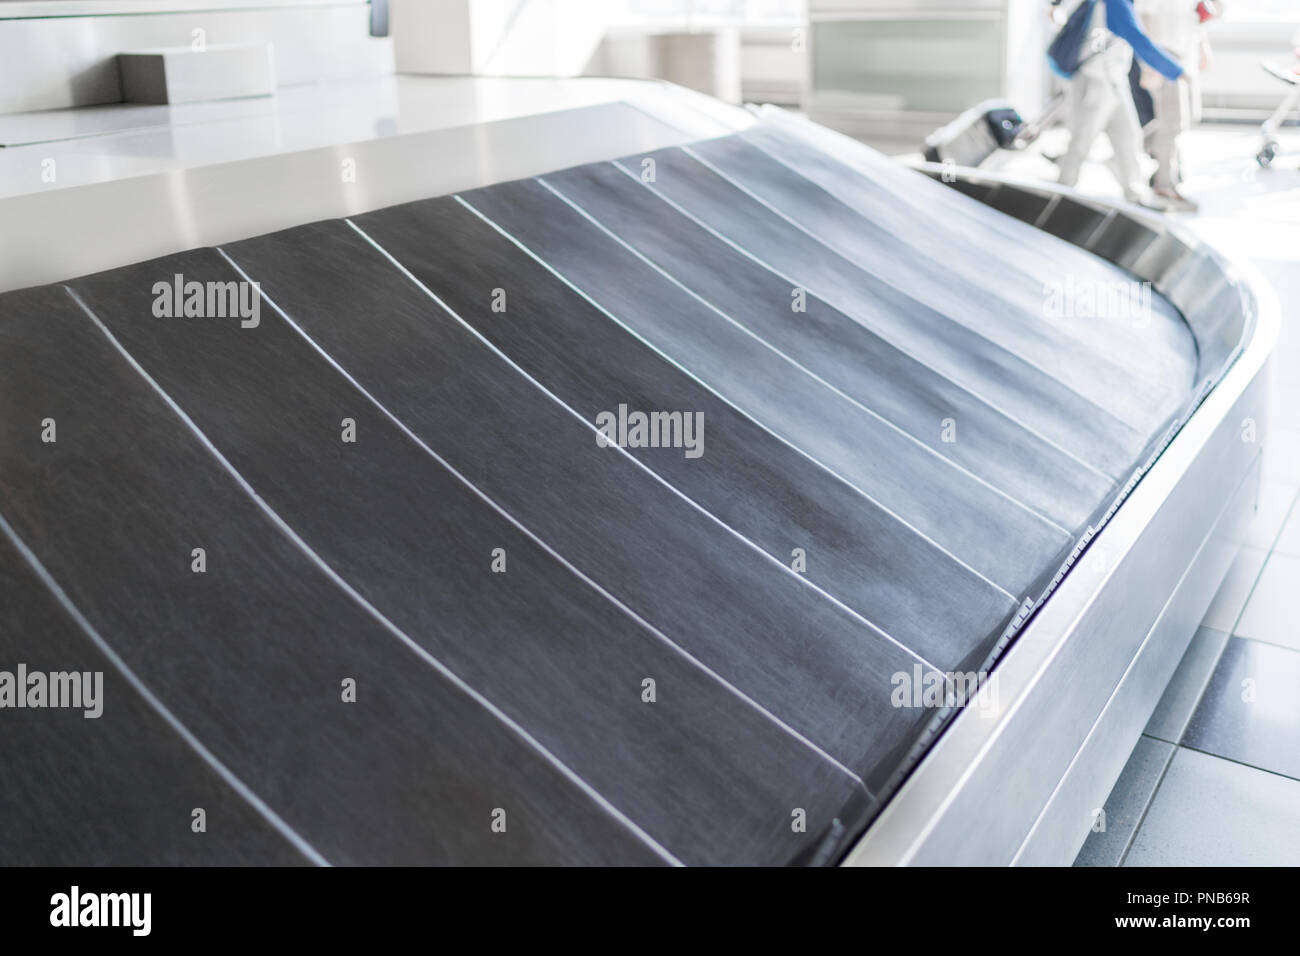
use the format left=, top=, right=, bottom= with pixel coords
left=1124, top=747, right=1300, bottom=866
left=1275, top=361, right=1300, bottom=431
left=1234, top=552, right=1300, bottom=651
left=1271, top=345, right=1300, bottom=384
left=1200, top=546, right=1268, bottom=633
left=1242, top=480, right=1298, bottom=551
left=1073, top=735, right=1175, bottom=868
left=1183, top=638, right=1300, bottom=781
left=1256, top=262, right=1300, bottom=352
left=1264, top=428, right=1300, bottom=484
left=1273, top=494, right=1300, bottom=557
left=1191, top=221, right=1300, bottom=270
left=1256, top=258, right=1300, bottom=294
left=1144, top=626, right=1232, bottom=744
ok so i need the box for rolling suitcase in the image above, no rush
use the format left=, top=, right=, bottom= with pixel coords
left=923, top=95, right=1065, bottom=168
left=923, top=100, right=1024, bottom=167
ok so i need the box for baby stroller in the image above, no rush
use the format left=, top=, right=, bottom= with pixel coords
left=1257, top=30, right=1300, bottom=168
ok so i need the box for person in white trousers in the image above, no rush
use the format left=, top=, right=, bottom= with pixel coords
left=1138, top=0, right=1219, bottom=211
left=1056, top=0, right=1185, bottom=205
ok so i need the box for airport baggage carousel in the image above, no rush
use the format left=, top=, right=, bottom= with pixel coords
left=0, top=81, right=1276, bottom=865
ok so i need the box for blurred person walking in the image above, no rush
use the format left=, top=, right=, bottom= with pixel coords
left=1137, top=0, right=1221, bottom=211
left=1052, top=0, right=1185, bottom=205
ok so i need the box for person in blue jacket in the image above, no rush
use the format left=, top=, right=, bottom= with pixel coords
left=1056, top=0, right=1185, bottom=205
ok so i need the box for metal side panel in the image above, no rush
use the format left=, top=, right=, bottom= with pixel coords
left=1013, top=448, right=1265, bottom=866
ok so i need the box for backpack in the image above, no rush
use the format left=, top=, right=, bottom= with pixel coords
left=1048, top=0, right=1099, bottom=78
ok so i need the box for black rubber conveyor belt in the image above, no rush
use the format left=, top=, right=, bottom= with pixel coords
left=0, top=116, right=1199, bottom=865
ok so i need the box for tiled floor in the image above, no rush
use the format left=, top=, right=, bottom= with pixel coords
left=1051, top=124, right=1300, bottom=867
left=1073, top=507, right=1300, bottom=866
left=1123, top=748, right=1300, bottom=866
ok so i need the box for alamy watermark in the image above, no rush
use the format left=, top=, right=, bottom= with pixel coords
left=0, top=664, right=102, bottom=718
left=595, top=403, right=704, bottom=459
left=1042, top=275, right=1152, bottom=328
left=50, top=886, right=150, bottom=936
left=891, top=664, right=998, bottom=717
left=152, top=273, right=260, bottom=328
